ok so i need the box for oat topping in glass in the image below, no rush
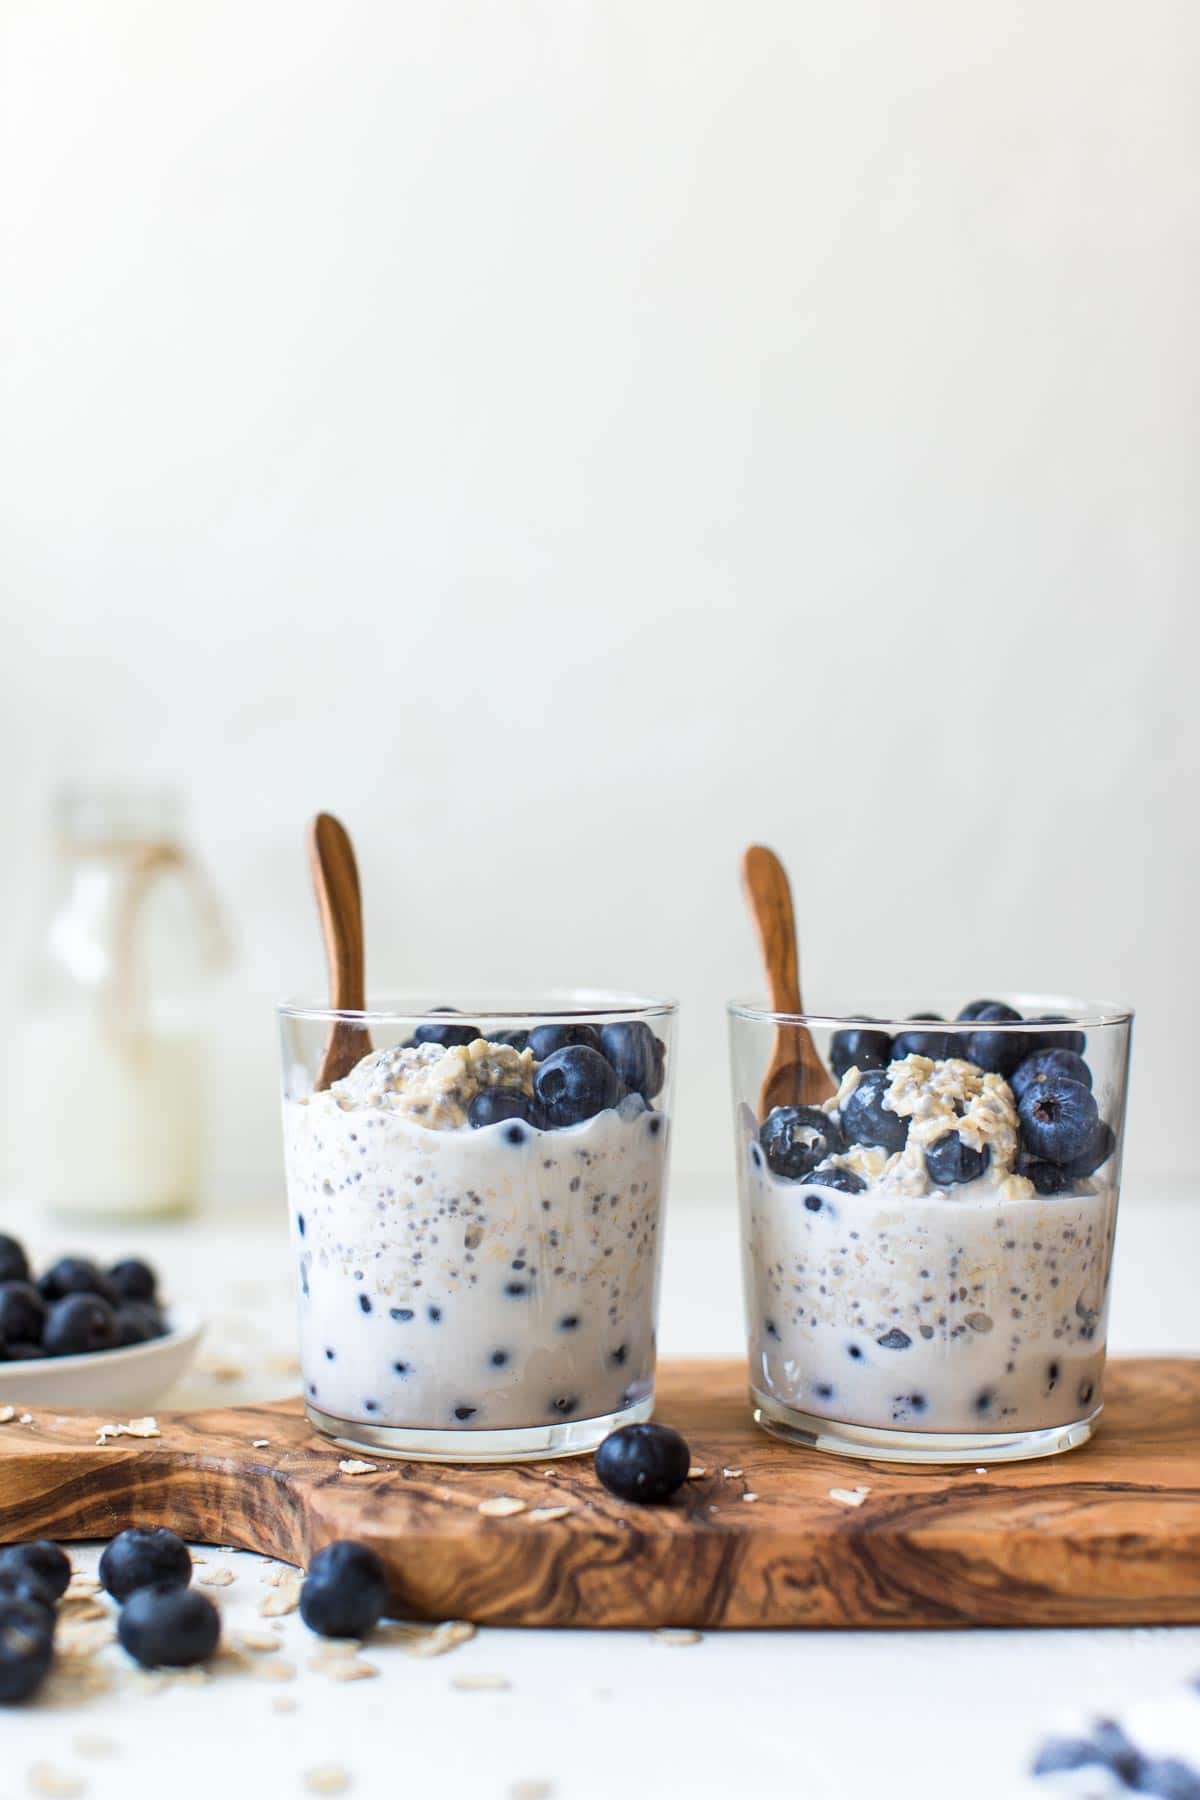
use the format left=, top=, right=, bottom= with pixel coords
left=729, top=997, right=1132, bottom=1463
left=279, top=995, right=675, bottom=1462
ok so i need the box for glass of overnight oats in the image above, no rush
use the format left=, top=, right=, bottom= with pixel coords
left=729, top=996, right=1133, bottom=1464
left=278, top=992, right=675, bottom=1462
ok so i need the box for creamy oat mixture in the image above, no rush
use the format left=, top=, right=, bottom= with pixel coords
left=283, top=1038, right=669, bottom=1435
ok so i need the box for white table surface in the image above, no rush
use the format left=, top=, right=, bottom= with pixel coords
left=1, top=1176, right=1197, bottom=1800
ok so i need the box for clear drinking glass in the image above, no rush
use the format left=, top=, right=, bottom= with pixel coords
left=728, top=995, right=1133, bottom=1464
left=278, top=991, right=676, bottom=1462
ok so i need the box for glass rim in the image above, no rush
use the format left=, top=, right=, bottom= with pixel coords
left=726, top=992, right=1133, bottom=1031
left=278, top=987, right=678, bottom=1026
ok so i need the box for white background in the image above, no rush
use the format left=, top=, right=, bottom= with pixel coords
left=2, top=0, right=1197, bottom=1200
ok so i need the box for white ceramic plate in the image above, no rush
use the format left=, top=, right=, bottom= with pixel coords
left=0, top=1310, right=205, bottom=1413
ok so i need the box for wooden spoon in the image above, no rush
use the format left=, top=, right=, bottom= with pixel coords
left=740, top=843, right=836, bottom=1116
left=307, top=812, right=372, bottom=1090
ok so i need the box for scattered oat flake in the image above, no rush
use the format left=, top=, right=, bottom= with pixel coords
left=200, top=1359, right=246, bottom=1382
left=27, top=1766, right=87, bottom=1798
left=829, top=1486, right=871, bottom=1508
left=0, top=1404, right=14, bottom=1423
left=58, top=1620, right=115, bottom=1659
left=267, top=1352, right=301, bottom=1375
left=653, top=1628, right=702, bottom=1647
left=721, top=1467, right=742, bottom=1478
left=326, top=1659, right=378, bottom=1683
left=527, top=1506, right=570, bottom=1523
left=271, top=1694, right=298, bottom=1714
left=403, top=1620, right=476, bottom=1658
left=59, top=1597, right=108, bottom=1621
left=452, top=1673, right=511, bottom=1692
left=511, top=1784, right=554, bottom=1800
left=304, top=1767, right=351, bottom=1795
left=96, top=1416, right=160, bottom=1444
left=338, top=1458, right=376, bottom=1476
left=975, top=1466, right=988, bottom=1474
left=477, top=1495, right=526, bottom=1518
left=71, top=1734, right=116, bottom=1760
left=250, top=1658, right=296, bottom=1683
left=686, top=1465, right=706, bottom=1479
left=239, top=1629, right=282, bottom=1653
left=19, top=1413, right=33, bottom=1425
left=742, top=1492, right=759, bottom=1503
left=199, top=1567, right=235, bottom=1588
left=252, top=1439, right=271, bottom=1448
left=259, top=1576, right=302, bottom=1617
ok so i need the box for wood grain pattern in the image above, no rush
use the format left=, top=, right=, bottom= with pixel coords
left=307, top=812, right=372, bottom=1089
left=1, top=1359, right=1198, bottom=1629
left=740, top=844, right=836, bottom=1112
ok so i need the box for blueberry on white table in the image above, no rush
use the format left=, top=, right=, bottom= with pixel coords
left=0, top=1567, right=56, bottom=1625
left=0, top=1596, right=55, bottom=1704
left=594, top=1422, right=691, bottom=1503
left=99, top=1527, right=192, bottom=1602
left=0, top=1541, right=71, bottom=1602
left=300, top=1541, right=388, bottom=1639
left=118, top=1584, right=220, bottom=1669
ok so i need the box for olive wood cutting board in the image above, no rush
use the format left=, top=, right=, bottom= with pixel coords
left=1, top=1357, right=1198, bottom=1630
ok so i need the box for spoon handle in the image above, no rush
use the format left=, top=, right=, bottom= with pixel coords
left=307, top=812, right=372, bottom=1089
left=741, top=844, right=803, bottom=1016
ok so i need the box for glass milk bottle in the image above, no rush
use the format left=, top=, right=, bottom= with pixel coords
left=11, top=786, right=228, bottom=1218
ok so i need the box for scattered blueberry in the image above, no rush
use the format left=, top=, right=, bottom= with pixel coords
left=877, top=1328, right=912, bottom=1350
left=0, top=1567, right=56, bottom=1624
left=1010, top=1048, right=1092, bottom=1101
left=963, top=1003, right=1026, bottom=1077
left=117, top=1584, right=220, bottom=1669
left=924, top=1133, right=991, bottom=1188
left=759, top=1106, right=846, bottom=1181
left=534, top=1046, right=622, bottom=1128
left=1061, top=1119, right=1117, bottom=1178
left=891, top=1013, right=955, bottom=1061
left=829, top=1024, right=893, bottom=1080
left=598, top=1022, right=665, bottom=1100
left=0, top=1598, right=54, bottom=1703
left=37, top=1256, right=118, bottom=1306
left=0, top=1283, right=46, bottom=1346
left=1030, top=1014, right=1087, bottom=1057
left=300, top=1541, right=388, bottom=1639
left=840, top=1070, right=909, bottom=1154
left=107, top=1258, right=158, bottom=1303
left=0, top=1542, right=70, bottom=1602
left=1018, top=1077, right=1099, bottom=1165
left=99, top=1527, right=192, bottom=1602
left=594, top=1422, right=691, bottom=1504
left=528, top=1023, right=602, bottom=1060
left=42, top=1293, right=119, bottom=1357
left=0, top=1235, right=29, bottom=1286
left=806, top=1165, right=865, bottom=1194
left=467, top=1089, right=540, bottom=1129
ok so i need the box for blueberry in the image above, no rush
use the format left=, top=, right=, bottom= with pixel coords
left=1, top=1344, right=43, bottom=1362
left=924, top=1133, right=991, bottom=1188
left=300, top=1541, right=388, bottom=1639
left=491, top=1029, right=531, bottom=1052
left=118, top=1584, right=219, bottom=1668
left=1018, top=1076, right=1099, bottom=1165
left=0, top=1567, right=57, bottom=1624
left=594, top=1422, right=691, bottom=1504
left=42, top=1293, right=119, bottom=1356
left=116, top=1302, right=166, bottom=1347
left=528, top=1023, right=602, bottom=1060
left=891, top=1013, right=955, bottom=1061
left=1018, top=1157, right=1075, bottom=1196
left=957, top=999, right=1005, bottom=1022
left=806, top=1164, right=865, bottom=1195
left=467, top=1089, right=539, bottom=1129
left=1010, top=1049, right=1092, bottom=1101
left=413, top=1009, right=480, bottom=1048
left=0, top=1283, right=46, bottom=1346
left=0, top=1598, right=54, bottom=1703
left=0, top=1235, right=29, bottom=1286
left=1062, top=1119, right=1117, bottom=1179
left=1031, top=1014, right=1087, bottom=1057
left=99, top=1527, right=191, bottom=1601
left=534, top=1046, right=622, bottom=1127
left=963, top=1003, right=1026, bottom=1077
left=0, top=1542, right=70, bottom=1602
left=598, top=1023, right=665, bottom=1100
left=840, top=1070, right=909, bottom=1154
left=829, top=1024, right=892, bottom=1080
left=759, top=1106, right=846, bottom=1182
left=108, top=1258, right=158, bottom=1303
left=37, top=1256, right=119, bottom=1306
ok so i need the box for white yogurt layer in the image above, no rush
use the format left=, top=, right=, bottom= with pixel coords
left=741, top=1054, right=1119, bottom=1435
left=282, top=1040, right=668, bottom=1432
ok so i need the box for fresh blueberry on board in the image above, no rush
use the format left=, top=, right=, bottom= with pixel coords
left=99, top=1527, right=192, bottom=1602
left=108, top=1258, right=158, bottom=1304
left=534, top=1046, right=622, bottom=1127
left=41, top=1293, right=119, bottom=1357
left=117, top=1584, right=220, bottom=1669
left=1010, top=1048, right=1092, bottom=1101
left=1030, top=1014, right=1087, bottom=1057
left=924, top=1133, right=991, bottom=1187
left=598, top=1022, right=665, bottom=1100
left=0, top=1234, right=30, bottom=1286
left=759, top=1106, right=845, bottom=1181
left=594, top=1422, right=691, bottom=1503
left=0, top=1542, right=71, bottom=1602
left=0, top=1566, right=57, bottom=1624
left=467, top=1089, right=540, bottom=1129
left=806, top=1164, right=866, bottom=1194
left=37, top=1256, right=119, bottom=1307
left=0, top=1598, right=54, bottom=1703
left=891, top=1013, right=955, bottom=1061
left=963, top=1003, right=1026, bottom=1078
left=301, top=1541, right=389, bottom=1639
left=1018, top=1077, right=1100, bottom=1166
left=829, top=1023, right=892, bottom=1080
left=528, top=1022, right=603, bottom=1060
left=0, top=1282, right=46, bottom=1346
left=840, top=1070, right=909, bottom=1154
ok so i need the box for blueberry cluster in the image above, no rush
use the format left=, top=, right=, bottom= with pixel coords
left=97, top=1527, right=220, bottom=1668
left=1033, top=1716, right=1200, bottom=1798
left=759, top=1001, right=1116, bottom=1195
left=594, top=1421, right=691, bottom=1504
left=0, top=1239, right=166, bottom=1362
left=0, top=1540, right=70, bottom=1703
left=420, top=1011, right=666, bottom=1133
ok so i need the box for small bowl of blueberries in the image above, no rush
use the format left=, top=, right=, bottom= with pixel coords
left=0, top=1233, right=203, bottom=1411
